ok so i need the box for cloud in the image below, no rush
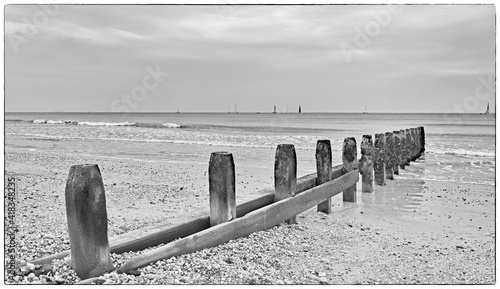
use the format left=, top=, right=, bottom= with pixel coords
left=4, top=4, right=495, bottom=113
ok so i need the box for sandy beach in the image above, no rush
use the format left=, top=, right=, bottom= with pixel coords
left=4, top=148, right=495, bottom=284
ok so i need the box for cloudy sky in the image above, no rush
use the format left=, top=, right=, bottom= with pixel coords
left=5, top=4, right=495, bottom=113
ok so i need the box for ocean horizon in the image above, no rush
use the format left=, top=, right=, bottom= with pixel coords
left=5, top=112, right=495, bottom=187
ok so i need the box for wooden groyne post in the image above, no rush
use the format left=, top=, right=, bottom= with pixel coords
left=384, top=132, right=395, bottom=180
left=342, top=137, right=357, bottom=202
left=316, top=140, right=332, bottom=213
left=405, top=129, right=412, bottom=165
left=410, top=128, right=418, bottom=161
left=418, top=126, right=425, bottom=155
left=360, top=135, right=373, bottom=193
left=209, top=152, right=236, bottom=227
left=274, top=144, right=298, bottom=224
left=373, top=133, right=385, bottom=185
left=392, top=131, right=401, bottom=175
left=65, top=164, right=113, bottom=280
left=399, top=130, right=407, bottom=169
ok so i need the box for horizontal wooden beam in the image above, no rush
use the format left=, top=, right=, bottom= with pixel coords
left=30, top=171, right=328, bottom=265
left=117, top=170, right=359, bottom=273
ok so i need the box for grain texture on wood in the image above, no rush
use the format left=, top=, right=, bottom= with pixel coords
left=209, top=152, right=236, bottom=227
left=419, top=126, right=426, bottom=154
left=399, top=130, right=407, bottom=169
left=342, top=137, right=358, bottom=202
left=373, top=133, right=386, bottom=185
left=393, top=131, right=401, bottom=175
left=316, top=140, right=333, bottom=213
left=274, top=144, right=298, bottom=224
left=65, top=164, right=113, bottom=279
left=384, top=132, right=395, bottom=180
left=405, top=129, right=412, bottom=165
left=360, top=135, right=373, bottom=193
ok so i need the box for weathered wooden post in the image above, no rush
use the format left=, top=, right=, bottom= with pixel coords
left=316, top=140, right=332, bottom=213
left=209, top=152, right=236, bottom=227
left=399, top=129, right=407, bottom=169
left=393, top=131, right=401, bottom=175
left=384, top=132, right=395, bottom=180
left=65, top=164, right=113, bottom=280
left=410, top=128, right=418, bottom=161
left=275, top=144, right=297, bottom=224
left=373, top=133, right=386, bottom=185
left=405, top=129, right=412, bottom=165
left=342, top=137, right=358, bottom=202
left=360, top=135, right=373, bottom=193
left=419, top=126, right=425, bottom=154
left=415, top=127, right=422, bottom=158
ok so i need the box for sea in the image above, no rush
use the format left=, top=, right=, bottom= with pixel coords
left=5, top=112, right=495, bottom=188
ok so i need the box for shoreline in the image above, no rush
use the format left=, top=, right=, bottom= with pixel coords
left=4, top=148, right=495, bottom=284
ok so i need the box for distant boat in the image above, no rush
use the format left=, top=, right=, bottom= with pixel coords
left=482, top=102, right=490, bottom=115
left=257, top=107, right=260, bottom=114
left=273, top=105, right=277, bottom=114
left=363, top=105, right=368, bottom=114
left=176, top=107, right=179, bottom=114
left=235, top=104, right=238, bottom=114
left=299, top=105, right=302, bottom=113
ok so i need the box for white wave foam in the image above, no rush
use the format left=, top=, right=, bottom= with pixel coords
left=162, top=123, right=182, bottom=128
left=33, top=119, right=47, bottom=124
left=77, top=121, right=136, bottom=126
left=46, top=120, right=78, bottom=125
left=428, top=148, right=494, bottom=158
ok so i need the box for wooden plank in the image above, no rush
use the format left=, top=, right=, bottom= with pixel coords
left=209, top=152, right=236, bottom=226
left=117, top=170, right=360, bottom=273
left=65, top=164, right=113, bottom=279
left=30, top=172, right=319, bottom=265
left=274, top=144, right=297, bottom=224
left=316, top=140, right=332, bottom=213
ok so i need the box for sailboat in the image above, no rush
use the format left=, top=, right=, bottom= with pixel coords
left=273, top=105, right=277, bottom=114
left=362, top=105, right=368, bottom=114
left=235, top=104, right=238, bottom=114
left=482, top=103, right=490, bottom=115
left=176, top=107, right=180, bottom=114
left=299, top=105, right=302, bottom=113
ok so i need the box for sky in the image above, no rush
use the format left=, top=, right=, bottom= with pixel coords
left=4, top=4, right=496, bottom=113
